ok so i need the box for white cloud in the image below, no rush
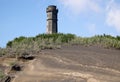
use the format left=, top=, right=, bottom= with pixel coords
left=106, top=0, right=120, bottom=32
left=58, top=0, right=101, bottom=15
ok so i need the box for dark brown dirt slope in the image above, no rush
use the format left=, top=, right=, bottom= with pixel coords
left=13, top=45, right=120, bottom=82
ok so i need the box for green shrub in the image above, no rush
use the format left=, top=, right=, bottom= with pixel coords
left=5, top=33, right=75, bottom=57
left=0, top=70, right=4, bottom=78
left=70, top=34, right=120, bottom=49
left=7, top=36, right=27, bottom=47
left=3, top=33, right=120, bottom=57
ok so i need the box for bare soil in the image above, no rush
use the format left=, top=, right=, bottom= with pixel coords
left=1, top=45, right=120, bottom=82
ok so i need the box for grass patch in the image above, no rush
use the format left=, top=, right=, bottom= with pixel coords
left=0, top=70, right=4, bottom=79
left=0, top=33, right=119, bottom=57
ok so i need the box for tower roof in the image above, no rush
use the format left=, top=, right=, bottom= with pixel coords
left=46, top=5, right=57, bottom=12
left=48, top=5, right=56, bottom=8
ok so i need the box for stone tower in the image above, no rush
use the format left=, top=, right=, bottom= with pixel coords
left=46, top=5, right=58, bottom=34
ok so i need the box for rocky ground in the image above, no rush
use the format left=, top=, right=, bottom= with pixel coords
left=1, top=45, right=120, bottom=82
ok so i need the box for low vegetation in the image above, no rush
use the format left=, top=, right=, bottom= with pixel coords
left=0, top=33, right=120, bottom=58
left=0, top=70, right=4, bottom=79
left=70, top=34, right=120, bottom=49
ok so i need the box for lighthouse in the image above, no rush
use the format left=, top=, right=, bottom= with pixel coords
left=46, top=5, right=58, bottom=34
